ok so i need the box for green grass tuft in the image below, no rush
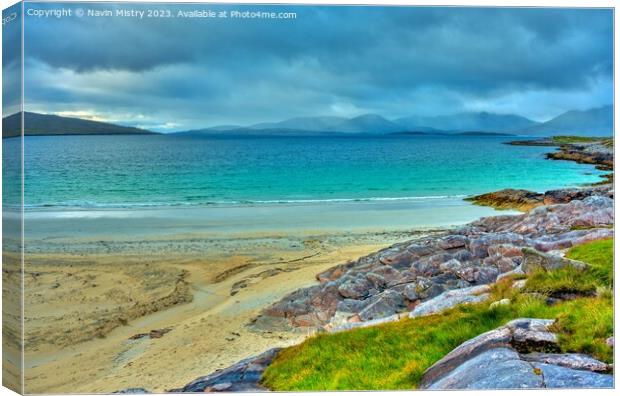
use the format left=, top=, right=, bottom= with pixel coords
left=565, top=238, right=613, bottom=285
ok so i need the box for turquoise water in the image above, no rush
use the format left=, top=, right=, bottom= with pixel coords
left=4, top=134, right=606, bottom=209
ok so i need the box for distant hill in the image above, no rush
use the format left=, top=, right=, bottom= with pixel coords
left=2, top=112, right=156, bottom=137
left=335, top=114, right=404, bottom=133
left=174, top=127, right=344, bottom=137
left=520, top=105, right=613, bottom=137
left=249, top=116, right=348, bottom=132
left=179, top=114, right=406, bottom=135
left=395, top=112, right=538, bottom=133
left=197, top=111, right=538, bottom=135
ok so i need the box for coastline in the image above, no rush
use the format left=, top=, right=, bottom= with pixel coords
left=172, top=136, right=614, bottom=391
left=19, top=137, right=614, bottom=393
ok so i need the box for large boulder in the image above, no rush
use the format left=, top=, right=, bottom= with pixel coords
left=423, top=347, right=544, bottom=389
left=521, top=248, right=587, bottom=274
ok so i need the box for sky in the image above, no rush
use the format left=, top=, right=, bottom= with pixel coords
left=17, top=3, right=614, bottom=132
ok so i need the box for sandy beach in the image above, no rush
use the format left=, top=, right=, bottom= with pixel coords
left=21, top=228, right=436, bottom=392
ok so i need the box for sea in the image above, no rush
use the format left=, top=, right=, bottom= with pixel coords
left=3, top=134, right=606, bottom=209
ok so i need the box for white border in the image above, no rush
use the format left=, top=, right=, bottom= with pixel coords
left=0, top=1, right=617, bottom=396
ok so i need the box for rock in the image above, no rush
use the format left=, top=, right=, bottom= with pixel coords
left=128, top=328, right=172, bottom=340
left=170, top=348, right=280, bottom=392
left=402, top=283, right=419, bottom=301
left=438, top=235, right=469, bottom=250
left=316, top=262, right=353, bottom=282
left=423, top=347, right=544, bottom=389
left=473, top=266, right=499, bottom=284
left=605, top=337, right=614, bottom=348
left=487, top=244, right=524, bottom=258
left=522, top=353, right=611, bottom=373
left=419, top=326, right=513, bottom=388
left=455, top=267, right=474, bottom=283
left=521, top=248, right=587, bottom=274
left=508, top=318, right=559, bottom=352
left=113, top=388, right=150, bottom=394
left=358, top=290, right=406, bottom=321
left=466, top=189, right=544, bottom=211
left=378, top=250, right=414, bottom=269
left=409, top=285, right=490, bottom=318
left=414, top=278, right=444, bottom=300
left=543, top=188, right=602, bottom=205
left=532, top=363, right=613, bottom=388
left=412, top=253, right=452, bottom=276
left=367, top=266, right=405, bottom=287
left=496, top=265, right=525, bottom=282
left=327, top=312, right=406, bottom=333
left=439, top=258, right=462, bottom=273
left=338, top=276, right=372, bottom=299
left=489, top=298, right=510, bottom=309
left=469, top=233, right=525, bottom=258
left=533, top=229, right=614, bottom=252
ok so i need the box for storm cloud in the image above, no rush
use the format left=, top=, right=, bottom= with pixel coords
left=22, top=3, right=613, bottom=131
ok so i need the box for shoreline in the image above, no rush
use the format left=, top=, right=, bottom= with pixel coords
left=18, top=135, right=614, bottom=393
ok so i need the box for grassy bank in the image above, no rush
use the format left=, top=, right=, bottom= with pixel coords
left=261, top=239, right=613, bottom=391
left=551, top=136, right=612, bottom=145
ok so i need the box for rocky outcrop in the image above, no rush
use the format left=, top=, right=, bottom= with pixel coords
left=466, top=189, right=545, bottom=211
left=510, top=137, right=613, bottom=184
left=169, top=348, right=280, bottom=392
left=466, top=185, right=612, bottom=212
left=419, top=318, right=612, bottom=389
left=253, top=192, right=613, bottom=332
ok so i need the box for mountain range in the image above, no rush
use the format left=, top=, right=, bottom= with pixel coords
left=2, top=105, right=613, bottom=137
left=179, top=105, right=613, bottom=137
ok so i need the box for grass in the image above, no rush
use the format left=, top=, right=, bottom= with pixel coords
left=551, top=136, right=608, bottom=144
left=565, top=238, right=613, bottom=285
left=261, top=239, right=613, bottom=390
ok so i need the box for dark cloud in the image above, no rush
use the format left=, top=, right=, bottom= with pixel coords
left=22, top=4, right=613, bottom=130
